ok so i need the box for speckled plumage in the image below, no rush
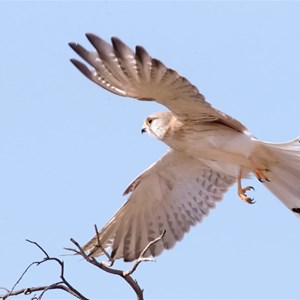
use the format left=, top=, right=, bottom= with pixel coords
left=70, top=34, right=300, bottom=261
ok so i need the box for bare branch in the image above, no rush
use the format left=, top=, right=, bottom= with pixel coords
left=124, top=230, right=166, bottom=276
left=5, top=261, right=39, bottom=298
left=69, top=238, right=121, bottom=275
left=0, top=240, right=88, bottom=300
left=26, top=240, right=49, bottom=258
left=69, top=238, right=144, bottom=300
left=0, top=283, right=75, bottom=299
left=1, top=230, right=166, bottom=300
left=93, top=224, right=114, bottom=266
left=69, top=230, right=166, bottom=300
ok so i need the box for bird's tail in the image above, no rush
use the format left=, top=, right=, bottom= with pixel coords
left=253, top=136, right=300, bottom=215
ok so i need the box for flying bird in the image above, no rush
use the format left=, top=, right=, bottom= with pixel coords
left=69, top=34, right=300, bottom=262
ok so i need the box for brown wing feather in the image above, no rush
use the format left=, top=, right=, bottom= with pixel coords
left=69, top=34, right=248, bottom=133
left=82, top=150, right=235, bottom=261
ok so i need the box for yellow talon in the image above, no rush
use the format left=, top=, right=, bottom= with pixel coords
left=237, top=173, right=255, bottom=204
left=238, top=186, right=255, bottom=204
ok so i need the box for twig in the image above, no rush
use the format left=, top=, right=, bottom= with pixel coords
left=5, top=261, right=38, bottom=298
left=93, top=224, right=114, bottom=266
left=26, top=240, right=49, bottom=258
left=69, top=230, right=166, bottom=300
left=1, top=284, right=74, bottom=299
left=0, top=240, right=88, bottom=300
left=124, top=230, right=166, bottom=276
left=1, top=230, right=166, bottom=300
left=70, top=238, right=144, bottom=300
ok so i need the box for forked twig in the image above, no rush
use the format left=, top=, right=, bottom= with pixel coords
left=1, top=230, right=166, bottom=300
left=93, top=224, right=114, bottom=265
left=69, top=229, right=166, bottom=300
left=124, top=230, right=166, bottom=276
left=0, top=240, right=88, bottom=300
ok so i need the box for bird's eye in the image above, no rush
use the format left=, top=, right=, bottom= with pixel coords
left=146, top=118, right=153, bottom=125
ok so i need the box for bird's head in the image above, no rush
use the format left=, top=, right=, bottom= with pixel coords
left=141, top=112, right=173, bottom=140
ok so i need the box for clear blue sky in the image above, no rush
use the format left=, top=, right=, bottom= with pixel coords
left=1, top=1, right=300, bottom=299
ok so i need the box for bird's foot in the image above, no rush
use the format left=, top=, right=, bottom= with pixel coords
left=238, top=186, right=255, bottom=204
left=254, top=168, right=271, bottom=183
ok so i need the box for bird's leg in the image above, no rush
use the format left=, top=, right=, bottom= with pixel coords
left=253, top=168, right=271, bottom=183
left=237, top=173, right=255, bottom=204
left=249, top=157, right=271, bottom=183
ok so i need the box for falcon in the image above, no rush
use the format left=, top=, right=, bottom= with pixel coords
left=69, top=34, right=300, bottom=262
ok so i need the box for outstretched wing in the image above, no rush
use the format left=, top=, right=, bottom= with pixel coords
left=82, top=150, right=235, bottom=261
left=69, top=34, right=247, bottom=132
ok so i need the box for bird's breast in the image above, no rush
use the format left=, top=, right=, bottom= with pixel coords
left=162, top=122, right=255, bottom=177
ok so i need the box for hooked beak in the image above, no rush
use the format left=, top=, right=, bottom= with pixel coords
left=141, top=127, right=147, bottom=134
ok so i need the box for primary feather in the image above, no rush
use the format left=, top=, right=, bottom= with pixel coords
left=82, top=150, right=235, bottom=261
left=69, top=34, right=300, bottom=261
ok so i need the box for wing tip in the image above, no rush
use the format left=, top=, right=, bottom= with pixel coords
left=85, top=32, right=98, bottom=41
left=68, top=42, right=85, bottom=55
left=68, top=42, right=77, bottom=49
left=69, top=58, right=93, bottom=79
